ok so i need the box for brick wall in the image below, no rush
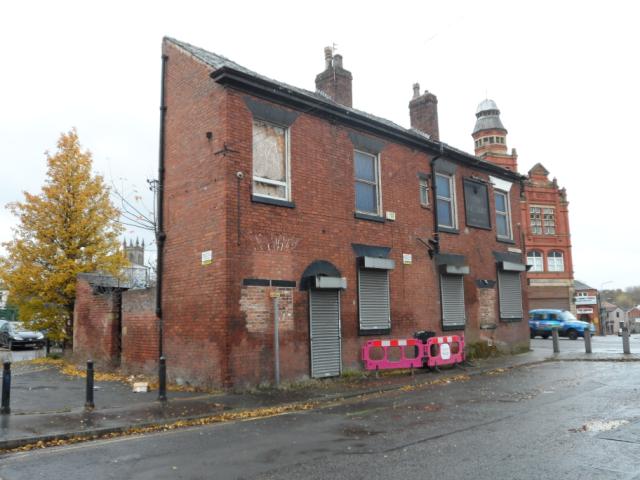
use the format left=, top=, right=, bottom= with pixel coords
left=121, top=287, right=158, bottom=374
left=73, top=276, right=121, bottom=365
left=161, top=40, right=530, bottom=387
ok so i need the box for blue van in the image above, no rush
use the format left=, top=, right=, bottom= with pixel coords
left=529, top=309, right=596, bottom=340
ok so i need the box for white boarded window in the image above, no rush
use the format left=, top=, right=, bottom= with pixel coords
left=527, top=251, right=544, bottom=272
left=548, top=251, right=565, bottom=272
left=252, top=120, right=290, bottom=200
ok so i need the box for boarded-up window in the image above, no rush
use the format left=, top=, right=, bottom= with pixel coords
left=358, top=268, right=390, bottom=332
left=498, top=270, right=523, bottom=320
left=440, top=274, right=465, bottom=329
left=253, top=120, right=289, bottom=200
left=463, top=179, right=490, bottom=229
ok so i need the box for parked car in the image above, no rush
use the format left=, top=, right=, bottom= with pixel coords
left=529, top=309, right=596, bottom=340
left=0, top=321, right=46, bottom=350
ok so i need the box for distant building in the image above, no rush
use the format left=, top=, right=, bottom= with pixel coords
left=601, top=301, right=627, bottom=335
left=472, top=100, right=575, bottom=316
left=122, top=238, right=149, bottom=289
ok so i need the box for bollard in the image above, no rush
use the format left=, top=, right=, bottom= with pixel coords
left=622, top=328, right=631, bottom=354
left=584, top=328, right=592, bottom=354
left=158, top=356, right=167, bottom=402
left=1, top=362, right=11, bottom=415
left=45, top=338, right=50, bottom=357
left=85, top=360, right=95, bottom=409
left=552, top=328, right=560, bottom=353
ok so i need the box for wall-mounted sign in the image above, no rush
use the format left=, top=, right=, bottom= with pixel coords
left=403, top=253, right=412, bottom=265
left=575, top=296, right=597, bottom=305
left=577, top=308, right=594, bottom=314
left=201, top=250, right=213, bottom=265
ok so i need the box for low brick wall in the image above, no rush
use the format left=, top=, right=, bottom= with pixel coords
left=73, top=275, right=121, bottom=365
left=122, top=287, right=158, bottom=374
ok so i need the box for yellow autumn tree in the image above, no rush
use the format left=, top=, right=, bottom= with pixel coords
left=0, top=129, right=126, bottom=343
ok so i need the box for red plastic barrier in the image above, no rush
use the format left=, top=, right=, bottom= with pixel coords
left=362, top=338, right=423, bottom=370
left=424, top=335, right=465, bottom=368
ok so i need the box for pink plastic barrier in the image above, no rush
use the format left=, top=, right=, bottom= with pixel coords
left=424, top=335, right=465, bottom=368
left=362, top=338, right=423, bottom=370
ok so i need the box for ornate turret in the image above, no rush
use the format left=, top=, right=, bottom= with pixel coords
left=472, top=99, right=518, bottom=172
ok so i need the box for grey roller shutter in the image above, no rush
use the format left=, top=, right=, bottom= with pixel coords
left=309, top=289, right=341, bottom=378
left=440, top=274, right=465, bottom=328
left=358, top=269, right=391, bottom=331
left=498, top=270, right=523, bottom=320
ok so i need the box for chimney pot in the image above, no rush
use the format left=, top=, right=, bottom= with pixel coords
left=413, top=83, right=420, bottom=99
left=333, top=54, right=343, bottom=69
left=324, top=47, right=333, bottom=69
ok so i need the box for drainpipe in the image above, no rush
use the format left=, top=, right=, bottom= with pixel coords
left=156, top=54, right=168, bottom=360
left=429, top=143, right=446, bottom=257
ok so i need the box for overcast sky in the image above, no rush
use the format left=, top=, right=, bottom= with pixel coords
left=1, top=1, right=638, bottom=290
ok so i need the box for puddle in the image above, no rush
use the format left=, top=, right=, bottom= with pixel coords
left=570, top=419, right=629, bottom=433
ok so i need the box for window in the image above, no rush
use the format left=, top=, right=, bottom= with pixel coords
left=252, top=120, right=290, bottom=201
left=436, top=173, right=457, bottom=229
left=548, top=251, right=564, bottom=272
left=531, top=206, right=556, bottom=235
left=463, top=179, right=490, bottom=229
left=494, top=190, right=512, bottom=239
left=498, top=270, right=523, bottom=320
left=530, top=207, right=542, bottom=234
left=354, top=150, right=381, bottom=215
left=358, top=268, right=390, bottom=333
left=440, top=274, right=466, bottom=329
left=419, top=177, right=430, bottom=207
left=543, top=208, right=556, bottom=234
left=527, top=251, right=543, bottom=272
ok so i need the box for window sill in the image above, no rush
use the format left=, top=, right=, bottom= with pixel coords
left=251, top=195, right=295, bottom=209
left=467, top=224, right=492, bottom=231
left=496, top=237, right=516, bottom=244
left=420, top=204, right=431, bottom=210
left=359, top=328, right=391, bottom=336
left=442, top=324, right=465, bottom=331
left=438, top=226, right=459, bottom=235
left=480, top=323, right=498, bottom=330
left=354, top=212, right=385, bottom=223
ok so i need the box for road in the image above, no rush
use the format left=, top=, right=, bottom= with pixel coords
left=2, top=360, right=640, bottom=479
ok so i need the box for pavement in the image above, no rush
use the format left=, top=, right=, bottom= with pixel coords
left=1, top=334, right=638, bottom=452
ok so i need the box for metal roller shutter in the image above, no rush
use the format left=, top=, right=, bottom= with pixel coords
left=309, top=289, right=342, bottom=378
left=498, top=270, right=523, bottom=319
left=440, top=274, right=465, bottom=328
left=358, top=269, right=390, bottom=331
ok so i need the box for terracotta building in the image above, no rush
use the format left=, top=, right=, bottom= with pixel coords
left=75, top=39, right=531, bottom=387
left=472, top=100, right=575, bottom=315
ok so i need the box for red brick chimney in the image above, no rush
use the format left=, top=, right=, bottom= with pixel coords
left=409, top=83, right=439, bottom=140
left=315, top=46, right=353, bottom=107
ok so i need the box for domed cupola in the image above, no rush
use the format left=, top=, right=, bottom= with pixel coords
left=472, top=99, right=518, bottom=171
left=472, top=99, right=508, bottom=155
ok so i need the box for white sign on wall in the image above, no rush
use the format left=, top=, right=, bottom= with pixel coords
left=575, top=296, right=597, bottom=305
left=201, top=250, right=213, bottom=265
left=577, top=308, right=594, bottom=314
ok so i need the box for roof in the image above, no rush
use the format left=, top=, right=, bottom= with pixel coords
left=573, top=279, right=595, bottom=291
left=165, top=37, right=523, bottom=182
left=473, top=98, right=506, bottom=134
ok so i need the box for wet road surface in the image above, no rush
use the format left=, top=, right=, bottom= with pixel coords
left=2, top=360, right=640, bottom=479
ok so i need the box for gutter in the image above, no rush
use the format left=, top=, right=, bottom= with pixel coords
left=210, top=67, right=524, bottom=182
left=156, top=54, right=168, bottom=358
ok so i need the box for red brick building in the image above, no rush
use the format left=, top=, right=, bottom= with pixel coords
left=75, top=39, right=531, bottom=387
left=472, top=100, right=575, bottom=315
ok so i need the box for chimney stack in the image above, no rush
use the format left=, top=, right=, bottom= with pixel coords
left=315, top=46, right=353, bottom=107
left=409, top=83, right=439, bottom=140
